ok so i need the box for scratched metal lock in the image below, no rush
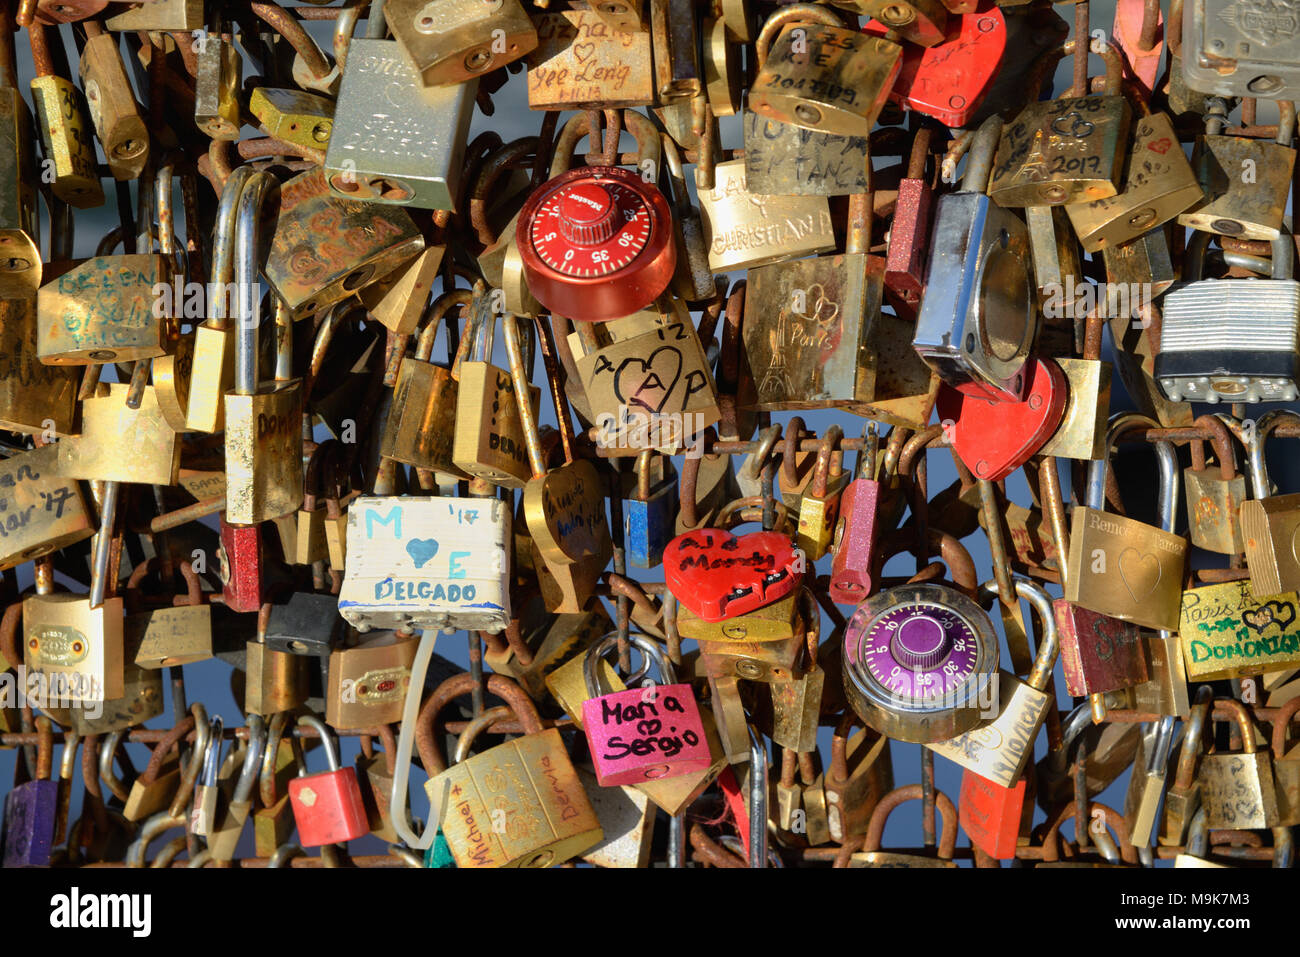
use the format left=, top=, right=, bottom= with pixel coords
left=36, top=248, right=166, bottom=364
left=0, top=444, right=93, bottom=571
left=78, top=28, right=148, bottom=179
left=987, top=38, right=1132, bottom=207
left=747, top=4, right=902, bottom=138
left=1178, top=100, right=1296, bottom=241
left=526, top=7, right=654, bottom=109
left=838, top=0, right=949, bottom=46
left=387, top=0, right=538, bottom=88
left=27, top=23, right=103, bottom=208
left=1196, top=699, right=1280, bottom=830
left=484, top=603, right=612, bottom=702
left=1157, top=231, right=1300, bottom=405
left=263, top=167, right=424, bottom=318
left=1053, top=599, right=1147, bottom=698
left=192, top=12, right=240, bottom=141
left=57, top=383, right=180, bottom=486
left=248, top=87, right=334, bottom=151
left=1182, top=0, right=1300, bottom=99
left=324, top=34, right=476, bottom=210
left=0, top=48, right=41, bottom=299
left=1182, top=415, right=1247, bottom=553
left=1177, top=580, right=1300, bottom=682
left=742, top=109, right=870, bottom=198
left=104, top=0, right=203, bottom=31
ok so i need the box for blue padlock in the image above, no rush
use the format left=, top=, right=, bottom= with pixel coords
left=625, top=450, right=678, bottom=568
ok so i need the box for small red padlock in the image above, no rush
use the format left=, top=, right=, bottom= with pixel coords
left=1053, top=599, right=1148, bottom=697
left=219, top=519, right=264, bottom=614
left=830, top=428, right=882, bottom=605
left=1111, top=0, right=1163, bottom=99
left=581, top=632, right=712, bottom=787
left=885, top=128, right=934, bottom=317
left=959, top=768, right=1029, bottom=860
left=287, top=715, right=369, bottom=847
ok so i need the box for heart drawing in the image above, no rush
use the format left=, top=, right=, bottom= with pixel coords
left=406, top=538, right=439, bottom=569
left=1117, top=547, right=1160, bottom=604
left=663, top=528, right=802, bottom=622
left=613, top=347, right=683, bottom=415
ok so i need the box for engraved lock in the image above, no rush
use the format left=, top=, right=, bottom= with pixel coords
left=1182, top=0, right=1300, bottom=99
left=649, top=0, right=701, bottom=102
left=0, top=444, right=93, bottom=570
left=324, top=31, right=476, bottom=210
left=224, top=174, right=304, bottom=527
left=747, top=3, right=902, bottom=138
left=1157, top=230, right=1300, bottom=405
left=842, top=582, right=998, bottom=744
left=526, top=6, right=654, bottom=110
left=1178, top=98, right=1297, bottom=241
left=516, top=115, right=675, bottom=322
left=1196, top=698, right=1280, bottom=829
left=57, top=383, right=181, bottom=485
left=1241, top=410, right=1300, bottom=598
left=387, top=0, right=538, bottom=88
left=987, top=38, right=1132, bottom=208
left=914, top=116, right=1038, bottom=402
left=1181, top=414, right=1248, bottom=554
left=926, top=577, right=1062, bottom=787
left=27, top=23, right=103, bottom=208
left=78, top=27, right=148, bottom=179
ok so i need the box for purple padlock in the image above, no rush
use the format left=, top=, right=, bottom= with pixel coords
left=3, top=779, right=58, bottom=868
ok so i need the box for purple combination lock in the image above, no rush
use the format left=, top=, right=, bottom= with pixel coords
left=3, top=779, right=58, bottom=868
left=842, top=583, right=997, bottom=745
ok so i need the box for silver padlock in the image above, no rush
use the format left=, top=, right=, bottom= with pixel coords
left=1182, top=0, right=1300, bottom=99
left=1156, top=229, right=1300, bottom=405
left=912, top=115, right=1037, bottom=402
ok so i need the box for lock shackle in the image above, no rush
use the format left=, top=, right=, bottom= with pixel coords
left=858, top=783, right=957, bottom=860
left=1142, top=714, right=1178, bottom=774
left=32, top=715, right=53, bottom=782
left=303, top=439, right=340, bottom=509
left=200, top=715, right=224, bottom=788
left=209, top=165, right=256, bottom=330
left=231, top=713, right=265, bottom=805
left=1214, top=698, right=1260, bottom=755
left=261, top=711, right=306, bottom=807
left=635, top=449, right=655, bottom=500
left=452, top=705, right=514, bottom=765
left=809, top=424, right=843, bottom=497
left=470, top=136, right=541, bottom=247
left=137, top=713, right=197, bottom=787
left=1270, top=695, right=1300, bottom=760
left=1190, top=414, right=1239, bottom=482
left=1185, top=806, right=1210, bottom=857
left=297, top=714, right=342, bottom=773
left=233, top=170, right=279, bottom=396
left=1061, top=36, right=1123, bottom=98
left=980, top=576, right=1058, bottom=692
left=1043, top=800, right=1137, bottom=864
left=1244, top=409, right=1300, bottom=497
left=753, top=4, right=843, bottom=69
left=780, top=417, right=806, bottom=486
left=961, top=114, right=1003, bottom=195
left=507, top=312, right=580, bottom=469
left=415, top=289, right=472, bottom=362
left=57, top=729, right=80, bottom=784
left=1085, top=412, right=1179, bottom=533
left=547, top=109, right=661, bottom=180
left=168, top=703, right=213, bottom=819
left=716, top=495, right=792, bottom=534
left=855, top=423, right=879, bottom=481
left=1273, top=226, right=1295, bottom=279
left=1174, top=685, right=1215, bottom=787
left=739, top=423, right=781, bottom=488
left=879, top=528, right=979, bottom=596
left=584, top=631, right=676, bottom=701
left=678, top=427, right=718, bottom=526
left=1278, top=101, right=1297, bottom=146
left=416, top=672, right=542, bottom=777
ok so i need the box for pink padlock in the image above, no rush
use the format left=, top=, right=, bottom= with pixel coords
left=581, top=632, right=712, bottom=788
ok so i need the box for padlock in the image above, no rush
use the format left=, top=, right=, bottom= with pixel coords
left=353, top=725, right=400, bottom=844
left=326, top=629, right=418, bottom=729
left=506, top=313, right=611, bottom=614
left=884, top=127, right=934, bottom=311
left=1160, top=686, right=1213, bottom=846
left=1241, top=410, right=1300, bottom=598
left=1270, top=696, right=1300, bottom=826
left=863, top=4, right=1009, bottom=126
left=623, top=451, right=677, bottom=568
left=1182, top=0, right=1300, bottom=99
left=264, top=167, right=424, bottom=318
left=1065, top=105, right=1202, bottom=253
left=77, top=25, right=147, bottom=179
left=208, top=714, right=266, bottom=862
left=254, top=713, right=303, bottom=856
left=847, top=784, right=958, bottom=867
left=960, top=767, right=1034, bottom=861
left=324, top=29, right=476, bottom=210
left=925, top=577, right=1061, bottom=786
left=842, top=570, right=997, bottom=744
left=1038, top=306, right=1112, bottom=461
left=1123, top=715, right=1177, bottom=846
left=105, top=0, right=202, bottom=31
left=1025, top=205, right=1083, bottom=323
left=526, top=7, right=654, bottom=110
left=264, top=592, right=347, bottom=660
left=741, top=109, right=870, bottom=198
left=122, top=711, right=205, bottom=822
left=338, top=492, right=513, bottom=634
left=218, top=518, right=268, bottom=616
left=56, top=381, right=180, bottom=488
left=581, top=632, right=711, bottom=786
left=386, top=0, right=537, bottom=88
left=249, top=86, right=334, bottom=151
left=295, top=443, right=335, bottom=566
left=287, top=714, right=369, bottom=846
left=762, top=599, right=823, bottom=748
left=246, top=605, right=310, bottom=717
left=26, top=22, right=102, bottom=208
left=829, top=426, right=885, bottom=604
left=1197, top=698, right=1280, bottom=829
left=987, top=37, right=1132, bottom=207
left=1157, top=230, right=1300, bottom=405
left=0, top=296, right=77, bottom=433
left=821, top=712, right=892, bottom=845
left=484, top=599, right=612, bottom=702
left=914, top=116, right=1038, bottom=402
left=0, top=16, right=41, bottom=300
left=1178, top=98, right=1296, bottom=241
left=1172, top=808, right=1230, bottom=868
left=794, top=425, right=846, bottom=561
left=1053, top=599, right=1147, bottom=699
left=1063, top=412, right=1188, bottom=631
left=379, top=288, right=471, bottom=477
left=748, top=3, right=902, bottom=138
left=515, top=115, right=675, bottom=323
left=192, top=11, right=239, bottom=141
left=1182, top=415, right=1248, bottom=553
left=190, top=714, right=224, bottom=836
left=411, top=672, right=602, bottom=867
left=127, top=559, right=211, bottom=671
left=2, top=717, right=56, bottom=867
left=0, top=443, right=93, bottom=570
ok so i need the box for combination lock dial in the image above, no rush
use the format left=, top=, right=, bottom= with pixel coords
left=842, top=583, right=998, bottom=744
left=516, top=165, right=676, bottom=322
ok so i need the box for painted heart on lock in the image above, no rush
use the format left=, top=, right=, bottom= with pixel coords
left=405, top=538, right=439, bottom=569
left=663, top=528, right=803, bottom=622
left=936, top=358, right=1067, bottom=482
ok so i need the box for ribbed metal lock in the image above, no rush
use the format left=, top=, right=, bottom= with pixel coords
left=1156, top=280, right=1300, bottom=404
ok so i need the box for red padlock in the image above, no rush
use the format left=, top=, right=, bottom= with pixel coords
left=287, top=715, right=369, bottom=847
left=516, top=165, right=675, bottom=322
left=1053, top=600, right=1148, bottom=697
left=219, top=519, right=264, bottom=614
left=663, top=528, right=803, bottom=622
left=960, top=768, right=1030, bottom=860
left=1111, top=0, right=1163, bottom=100
left=865, top=4, right=1007, bottom=128
left=884, top=127, right=934, bottom=316
left=937, top=357, right=1067, bottom=482
left=830, top=429, right=882, bottom=605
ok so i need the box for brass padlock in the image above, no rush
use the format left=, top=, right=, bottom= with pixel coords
left=57, top=383, right=180, bottom=486
left=386, top=0, right=538, bottom=88
left=248, top=87, right=334, bottom=152
left=0, top=444, right=93, bottom=570
left=1197, top=698, right=1280, bottom=829
left=747, top=3, right=902, bottom=138
left=527, top=6, right=654, bottom=110
left=0, top=298, right=78, bottom=435
left=77, top=25, right=148, bottom=180
left=988, top=38, right=1132, bottom=207
left=27, top=23, right=103, bottom=208
left=193, top=14, right=240, bottom=142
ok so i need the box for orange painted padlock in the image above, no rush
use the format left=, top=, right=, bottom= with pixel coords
left=959, top=769, right=1030, bottom=860
left=287, top=715, right=369, bottom=847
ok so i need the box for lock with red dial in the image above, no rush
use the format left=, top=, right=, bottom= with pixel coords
left=515, top=165, right=676, bottom=322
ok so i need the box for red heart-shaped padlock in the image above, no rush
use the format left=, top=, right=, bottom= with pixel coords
left=663, top=528, right=803, bottom=622
left=937, top=358, right=1067, bottom=482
